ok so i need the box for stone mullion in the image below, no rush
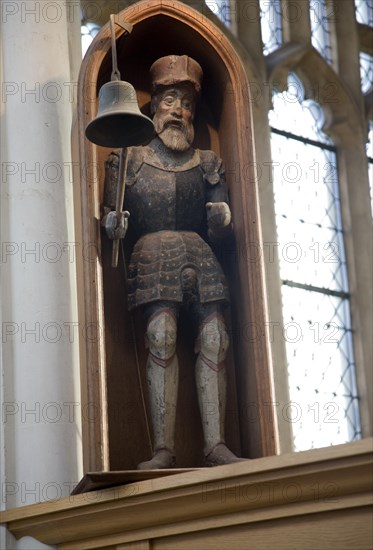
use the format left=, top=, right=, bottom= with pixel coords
left=281, top=0, right=312, bottom=45
left=236, top=0, right=293, bottom=453
left=330, top=0, right=365, bottom=119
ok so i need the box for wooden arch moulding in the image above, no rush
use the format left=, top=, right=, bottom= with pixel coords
left=76, top=0, right=278, bottom=472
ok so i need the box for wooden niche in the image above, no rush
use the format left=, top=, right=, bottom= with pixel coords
left=76, top=0, right=278, bottom=473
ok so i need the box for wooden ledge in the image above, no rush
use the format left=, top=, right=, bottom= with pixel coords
left=71, top=468, right=197, bottom=495
left=1, top=439, right=372, bottom=549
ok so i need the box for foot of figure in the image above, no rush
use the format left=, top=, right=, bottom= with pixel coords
left=137, top=448, right=176, bottom=470
left=204, top=443, right=247, bottom=467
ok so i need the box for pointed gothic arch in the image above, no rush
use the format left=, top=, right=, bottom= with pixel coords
left=266, top=44, right=364, bottom=143
left=76, top=0, right=278, bottom=471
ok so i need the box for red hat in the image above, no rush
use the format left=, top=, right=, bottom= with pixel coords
left=150, top=55, right=203, bottom=93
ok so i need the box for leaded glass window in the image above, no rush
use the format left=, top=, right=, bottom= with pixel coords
left=81, top=22, right=100, bottom=58
left=260, top=0, right=282, bottom=55
left=360, top=52, right=373, bottom=94
left=310, top=0, right=333, bottom=64
left=355, top=0, right=373, bottom=26
left=205, top=0, right=233, bottom=28
left=269, top=74, right=361, bottom=451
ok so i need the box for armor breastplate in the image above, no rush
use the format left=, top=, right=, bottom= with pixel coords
left=125, top=157, right=205, bottom=237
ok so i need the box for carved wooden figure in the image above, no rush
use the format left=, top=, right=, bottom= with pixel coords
left=77, top=0, right=277, bottom=473
left=103, top=55, right=244, bottom=468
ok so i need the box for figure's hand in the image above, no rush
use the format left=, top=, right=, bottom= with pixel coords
left=206, top=202, right=232, bottom=231
left=104, top=210, right=130, bottom=240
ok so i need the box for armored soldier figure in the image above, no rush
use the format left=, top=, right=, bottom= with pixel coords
left=103, top=55, right=243, bottom=468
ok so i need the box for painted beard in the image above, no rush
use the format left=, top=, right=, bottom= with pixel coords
left=153, top=114, right=194, bottom=152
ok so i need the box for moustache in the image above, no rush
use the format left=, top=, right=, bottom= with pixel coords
left=159, top=117, right=188, bottom=133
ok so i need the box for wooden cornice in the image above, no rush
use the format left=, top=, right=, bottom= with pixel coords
left=1, top=439, right=372, bottom=549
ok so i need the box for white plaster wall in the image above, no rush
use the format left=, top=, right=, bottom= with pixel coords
left=1, top=1, right=83, bottom=547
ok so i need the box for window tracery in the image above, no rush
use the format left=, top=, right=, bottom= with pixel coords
left=269, top=75, right=361, bottom=450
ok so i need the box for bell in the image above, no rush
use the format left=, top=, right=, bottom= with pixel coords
left=85, top=80, right=154, bottom=148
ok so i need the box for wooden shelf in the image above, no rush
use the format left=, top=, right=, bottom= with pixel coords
left=1, top=439, right=372, bottom=549
left=71, top=469, right=197, bottom=494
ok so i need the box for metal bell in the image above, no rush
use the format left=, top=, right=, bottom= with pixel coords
left=85, top=80, right=154, bottom=148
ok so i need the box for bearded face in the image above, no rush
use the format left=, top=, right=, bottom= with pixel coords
left=152, top=85, right=195, bottom=152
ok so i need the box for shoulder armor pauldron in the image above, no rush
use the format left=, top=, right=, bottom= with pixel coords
left=104, top=147, right=144, bottom=186
left=199, top=149, right=224, bottom=185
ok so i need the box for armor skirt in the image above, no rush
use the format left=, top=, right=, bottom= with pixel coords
left=127, top=230, right=229, bottom=310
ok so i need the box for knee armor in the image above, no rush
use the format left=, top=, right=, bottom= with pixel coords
left=146, top=310, right=177, bottom=367
left=199, top=314, right=229, bottom=368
